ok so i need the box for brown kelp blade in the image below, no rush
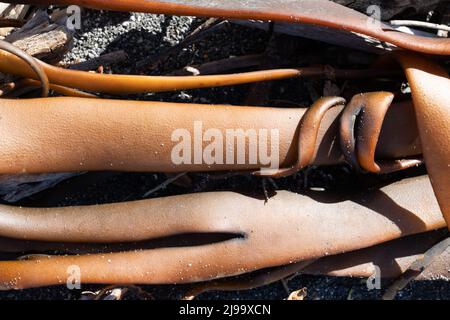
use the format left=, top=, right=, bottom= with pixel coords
left=0, top=175, right=446, bottom=289
left=7, top=0, right=450, bottom=55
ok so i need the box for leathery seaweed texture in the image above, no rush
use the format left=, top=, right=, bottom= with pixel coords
left=0, top=2, right=449, bottom=300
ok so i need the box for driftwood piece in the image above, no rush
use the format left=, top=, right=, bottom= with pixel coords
left=5, top=10, right=73, bottom=63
